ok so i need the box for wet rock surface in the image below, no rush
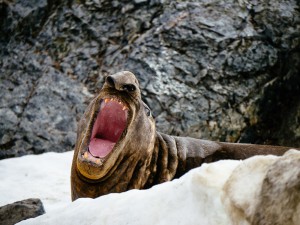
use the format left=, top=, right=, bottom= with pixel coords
left=0, top=198, right=45, bottom=225
left=0, top=0, right=299, bottom=159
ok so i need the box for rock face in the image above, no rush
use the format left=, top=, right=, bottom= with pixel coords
left=0, top=198, right=45, bottom=225
left=0, top=0, right=299, bottom=159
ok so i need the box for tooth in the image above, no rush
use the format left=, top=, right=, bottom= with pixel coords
left=118, top=101, right=122, bottom=105
left=122, top=106, right=127, bottom=111
left=105, top=98, right=109, bottom=103
left=96, top=159, right=101, bottom=164
left=83, top=152, right=88, bottom=159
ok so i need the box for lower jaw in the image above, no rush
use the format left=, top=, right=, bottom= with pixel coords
left=77, top=155, right=105, bottom=180
left=80, top=150, right=104, bottom=165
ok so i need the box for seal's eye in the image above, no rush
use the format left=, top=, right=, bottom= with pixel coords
left=143, top=102, right=152, bottom=117
left=122, top=84, right=136, bottom=92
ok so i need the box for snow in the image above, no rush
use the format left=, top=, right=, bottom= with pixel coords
left=0, top=150, right=242, bottom=225
left=0, top=151, right=73, bottom=212
left=0, top=150, right=297, bottom=225
left=27, top=161, right=241, bottom=225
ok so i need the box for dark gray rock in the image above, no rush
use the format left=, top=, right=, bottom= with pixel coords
left=0, top=0, right=299, bottom=159
left=0, top=198, right=45, bottom=225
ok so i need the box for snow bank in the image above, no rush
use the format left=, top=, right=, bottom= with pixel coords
left=1, top=150, right=299, bottom=225
left=19, top=160, right=241, bottom=225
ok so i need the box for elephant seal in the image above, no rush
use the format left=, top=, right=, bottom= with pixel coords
left=71, top=71, right=298, bottom=200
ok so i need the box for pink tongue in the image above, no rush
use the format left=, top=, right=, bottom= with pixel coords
left=89, top=138, right=115, bottom=158
left=88, top=100, right=127, bottom=158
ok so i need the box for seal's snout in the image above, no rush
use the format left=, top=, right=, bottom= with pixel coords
left=105, top=71, right=139, bottom=94
left=106, top=76, right=115, bottom=88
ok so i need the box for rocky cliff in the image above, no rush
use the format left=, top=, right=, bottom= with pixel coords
left=0, top=0, right=299, bottom=159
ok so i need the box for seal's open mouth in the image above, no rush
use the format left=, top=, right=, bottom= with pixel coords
left=88, top=97, right=128, bottom=159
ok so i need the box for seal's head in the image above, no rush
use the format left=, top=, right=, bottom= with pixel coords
left=73, top=71, right=155, bottom=185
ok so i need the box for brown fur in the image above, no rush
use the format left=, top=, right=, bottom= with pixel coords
left=71, top=71, right=299, bottom=200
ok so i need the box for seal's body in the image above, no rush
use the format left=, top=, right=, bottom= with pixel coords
left=71, top=71, right=298, bottom=200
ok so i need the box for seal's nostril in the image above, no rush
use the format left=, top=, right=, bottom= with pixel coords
left=106, top=76, right=115, bottom=88
left=122, top=84, right=136, bottom=92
